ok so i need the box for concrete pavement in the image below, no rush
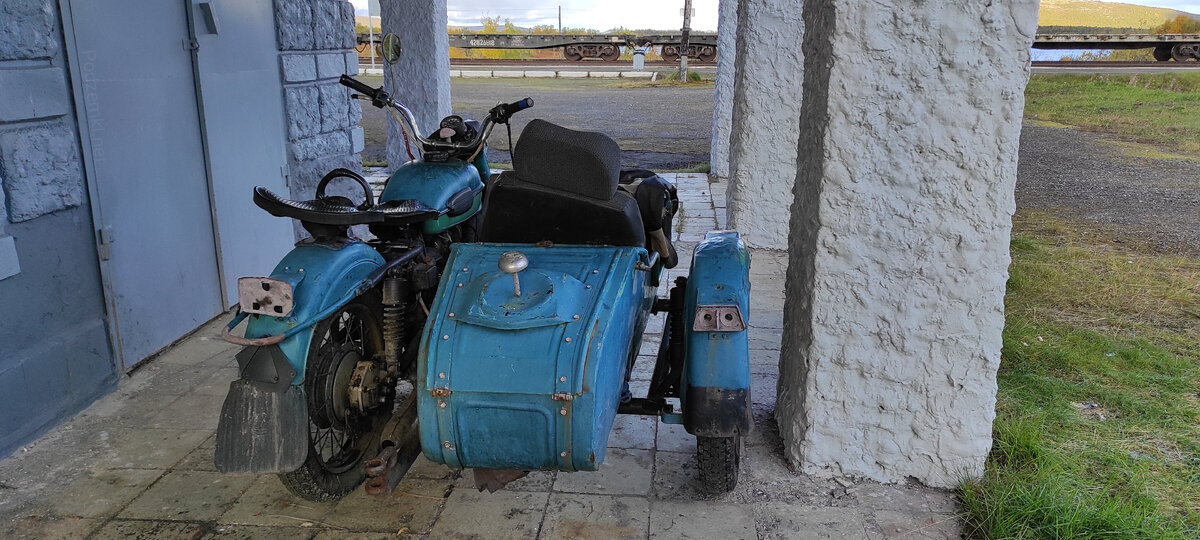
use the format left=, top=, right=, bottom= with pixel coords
left=0, top=174, right=963, bottom=539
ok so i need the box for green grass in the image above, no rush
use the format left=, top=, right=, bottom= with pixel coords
left=1038, top=0, right=1187, bottom=29
left=963, top=213, right=1200, bottom=539
left=1025, top=74, right=1200, bottom=157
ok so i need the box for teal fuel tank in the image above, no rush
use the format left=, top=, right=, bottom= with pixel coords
left=379, top=158, right=485, bottom=234
left=417, top=243, right=652, bottom=471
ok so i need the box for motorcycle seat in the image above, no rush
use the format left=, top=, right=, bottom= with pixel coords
left=480, top=119, right=645, bottom=248
left=253, top=187, right=440, bottom=226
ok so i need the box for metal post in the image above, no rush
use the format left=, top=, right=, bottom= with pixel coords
left=559, top=5, right=562, bottom=33
left=679, top=0, right=692, bottom=80
left=367, top=0, right=378, bottom=70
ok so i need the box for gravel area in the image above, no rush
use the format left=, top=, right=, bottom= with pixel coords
left=358, top=77, right=714, bottom=170
left=1017, top=123, right=1200, bottom=255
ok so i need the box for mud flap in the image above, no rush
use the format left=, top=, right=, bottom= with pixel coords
left=214, top=380, right=308, bottom=473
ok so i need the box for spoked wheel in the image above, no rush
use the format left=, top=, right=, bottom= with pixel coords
left=563, top=47, right=584, bottom=61
left=697, top=433, right=742, bottom=495
left=279, top=294, right=392, bottom=502
left=600, top=46, right=621, bottom=62
left=661, top=46, right=680, bottom=63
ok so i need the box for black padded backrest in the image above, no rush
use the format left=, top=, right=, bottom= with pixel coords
left=513, top=119, right=622, bottom=200
left=480, top=172, right=645, bottom=247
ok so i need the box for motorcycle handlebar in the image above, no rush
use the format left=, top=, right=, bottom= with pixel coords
left=339, top=75, right=534, bottom=153
left=339, top=74, right=378, bottom=99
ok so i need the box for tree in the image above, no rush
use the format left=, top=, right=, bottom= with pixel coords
left=1154, top=14, right=1200, bottom=34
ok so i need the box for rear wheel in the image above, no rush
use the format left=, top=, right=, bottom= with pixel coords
left=697, top=433, right=741, bottom=495
left=279, top=294, right=391, bottom=502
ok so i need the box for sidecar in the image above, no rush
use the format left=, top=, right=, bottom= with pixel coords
left=414, top=120, right=752, bottom=493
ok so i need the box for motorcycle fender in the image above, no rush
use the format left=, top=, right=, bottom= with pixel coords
left=681, top=231, right=753, bottom=438
left=240, top=241, right=385, bottom=384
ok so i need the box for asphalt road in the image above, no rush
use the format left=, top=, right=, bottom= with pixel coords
left=357, top=76, right=715, bottom=169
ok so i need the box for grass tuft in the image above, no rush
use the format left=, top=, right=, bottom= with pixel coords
left=963, top=211, right=1200, bottom=538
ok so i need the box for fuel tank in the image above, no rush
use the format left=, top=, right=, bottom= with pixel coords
left=417, top=243, right=652, bottom=471
left=379, top=159, right=484, bottom=234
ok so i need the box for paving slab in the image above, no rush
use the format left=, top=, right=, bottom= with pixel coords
left=553, top=448, right=654, bottom=496
left=218, top=475, right=336, bottom=528
left=324, top=476, right=449, bottom=534
left=609, top=414, right=658, bottom=450
left=541, top=493, right=650, bottom=540
left=649, top=499, right=757, bottom=539
left=754, top=504, right=871, bottom=539
left=50, top=468, right=163, bottom=519
left=429, top=488, right=548, bottom=539
left=119, top=470, right=255, bottom=521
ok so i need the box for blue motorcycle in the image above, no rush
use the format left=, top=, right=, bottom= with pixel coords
left=217, top=44, right=751, bottom=501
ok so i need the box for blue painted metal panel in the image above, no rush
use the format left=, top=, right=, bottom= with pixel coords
left=379, top=160, right=482, bottom=212
left=681, top=231, right=752, bottom=432
left=66, top=0, right=223, bottom=369
left=418, top=243, right=650, bottom=471
left=191, top=0, right=295, bottom=305
left=241, top=241, right=384, bottom=383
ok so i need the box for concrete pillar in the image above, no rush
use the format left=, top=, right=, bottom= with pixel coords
left=708, top=0, right=738, bottom=180
left=775, top=0, right=1037, bottom=488
left=725, top=0, right=804, bottom=250
left=380, top=0, right=451, bottom=168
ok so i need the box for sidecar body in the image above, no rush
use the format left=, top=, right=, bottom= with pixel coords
left=414, top=120, right=752, bottom=490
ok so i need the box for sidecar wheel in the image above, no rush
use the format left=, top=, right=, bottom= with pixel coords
left=279, top=294, right=392, bottom=502
left=696, top=434, right=741, bottom=494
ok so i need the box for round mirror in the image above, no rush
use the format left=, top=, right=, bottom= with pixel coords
left=382, top=33, right=403, bottom=64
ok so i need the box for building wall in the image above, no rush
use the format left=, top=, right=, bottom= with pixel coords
left=0, top=0, right=116, bottom=456
left=275, top=0, right=363, bottom=221
left=708, top=0, right=738, bottom=180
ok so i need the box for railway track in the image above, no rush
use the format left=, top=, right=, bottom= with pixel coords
left=1033, top=60, right=1200, bottom=67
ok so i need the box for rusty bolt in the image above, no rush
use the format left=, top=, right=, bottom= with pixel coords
left=559, top=408, right=567, bottom=416
left=560, top=376, right=567, bottom=382
left=439, top=401, right=447, bottom=409
left=431, top=387, right=450, bottom=397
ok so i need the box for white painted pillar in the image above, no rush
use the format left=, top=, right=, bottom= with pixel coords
left=775, top=0, right=1038, bottom=488
left=725, top=0, right=804, bottom=250
left=380, top=0, right=451, bottom=168
left=708, top=0, right=738, bottom=181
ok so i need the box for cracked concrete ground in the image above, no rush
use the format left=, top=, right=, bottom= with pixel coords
left=0, top=175, right=962, bottom=539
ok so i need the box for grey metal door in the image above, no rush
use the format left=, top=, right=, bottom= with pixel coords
left=65, top=0, right=224, bottom=369
left=190, top=0, right=294, bottom=304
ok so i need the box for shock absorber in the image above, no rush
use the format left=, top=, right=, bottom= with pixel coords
left=381, top=272, right=408, bottom=379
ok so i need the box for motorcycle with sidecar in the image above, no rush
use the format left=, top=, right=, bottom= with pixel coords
left=214, top=36, right=752, bottom=501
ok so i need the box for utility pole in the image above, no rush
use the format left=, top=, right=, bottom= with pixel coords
left=559, top=5, right=562, bottom=33
left=679, top=0, right=692, bottom=79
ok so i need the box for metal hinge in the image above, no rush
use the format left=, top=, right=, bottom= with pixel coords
left=97, top=227, right=113, bottom=261
left=430, top=387, right=451, bottom=397
left=552, top=392, right=575, bottom=401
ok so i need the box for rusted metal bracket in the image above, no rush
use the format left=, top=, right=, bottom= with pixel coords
left=692, top=305, right=746, bottom=332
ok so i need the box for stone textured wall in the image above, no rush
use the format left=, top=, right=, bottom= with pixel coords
left=776, top=0, right=1038, bottom=488
left=381, top=0, right=451, bottom=169
left=0, top=0, right=115, bottom=456
left=708, top=0, right=738, bottom=180
left=275, top=0, right=363, bottom=209
left=725, top=0, right=804, bottom=250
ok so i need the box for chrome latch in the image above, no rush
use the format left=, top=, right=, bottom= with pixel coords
left=692, top=305, right=746, bottom=332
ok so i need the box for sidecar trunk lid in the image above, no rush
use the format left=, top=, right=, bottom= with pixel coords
left=418, top=243, right=651, bottom=472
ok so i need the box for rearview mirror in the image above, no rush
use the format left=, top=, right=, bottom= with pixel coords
left=382, top=33, right=402, bottom=64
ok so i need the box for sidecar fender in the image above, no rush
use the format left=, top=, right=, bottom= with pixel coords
left=238, top=241, right=385, bottom=385
left=681, top=231, right=752, bottom=438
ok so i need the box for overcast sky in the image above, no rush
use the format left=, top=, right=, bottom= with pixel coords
left=350, top=0, right=1197, bottom=32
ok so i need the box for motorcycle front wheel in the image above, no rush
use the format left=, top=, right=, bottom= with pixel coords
left=279, top=292, right=392, bottom=501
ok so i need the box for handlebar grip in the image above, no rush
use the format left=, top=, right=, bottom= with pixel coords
left=508, top=97, right=534, bottom=113
left=339, top=75, right=377, bottom=98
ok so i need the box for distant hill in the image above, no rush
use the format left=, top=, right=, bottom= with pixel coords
left=1039, top=0, right=1197, bottom=29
